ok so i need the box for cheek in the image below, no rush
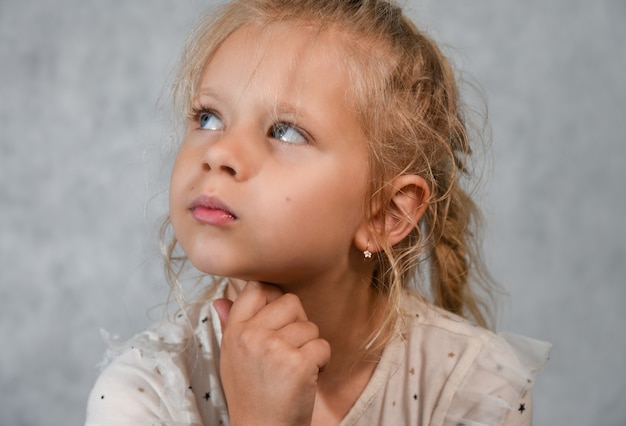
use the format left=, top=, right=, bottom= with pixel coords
left=170, top=149, right=195, bottom=197
left=281, top=172, right=368, bottom=228
left=168, top=154, right=194, bottom=229
left=168, top=167, right=183, bottom=216
left=170, top=149, right=188, bottom=183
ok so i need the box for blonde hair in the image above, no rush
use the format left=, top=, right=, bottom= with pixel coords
left=163, top=0, right=499, bottom=342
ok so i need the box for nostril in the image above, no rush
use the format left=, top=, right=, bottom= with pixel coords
left=201, top=163, right=236, bottom=176
left=221, top=165, right=237, bottom=176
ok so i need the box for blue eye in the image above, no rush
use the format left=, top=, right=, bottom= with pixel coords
left=271, top=123, right=308, bottom=144
left=199, top=112, right=223, bottom=130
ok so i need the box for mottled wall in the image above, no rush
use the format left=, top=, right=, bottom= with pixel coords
left=1, top=1, right=624, bottom=424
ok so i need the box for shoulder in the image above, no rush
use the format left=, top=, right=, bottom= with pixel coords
left=86, top=283, right=228, bottom=425
left=400, top=292, right=552, bottom=425
left=86, top=344, right=201, bottom=425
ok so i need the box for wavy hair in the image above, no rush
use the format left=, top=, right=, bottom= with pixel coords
left=162, top=0, right=500, bottom=348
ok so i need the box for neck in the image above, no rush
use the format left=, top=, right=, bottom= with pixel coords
left=226, top=266, right=387, bottom=422
left=226, top=265, right=387, bottom=370
left=287, top=269, right=387, bottom=423
left=287, top=269, right=387, bottom=383
left=294, top=276, right=384, bottom=362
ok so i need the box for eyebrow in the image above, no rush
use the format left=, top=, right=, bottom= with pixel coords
left=192, top=88, right=223, bottom=104
left=193, top=88, right=316, bottom=129
left=272, top=100, right=312, bottom=123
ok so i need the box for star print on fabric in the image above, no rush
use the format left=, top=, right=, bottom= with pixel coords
left=448, top=352, right=455, bottom=358
left=518, top=403, right=526, bottom=414
left=413, top=394, right=418, bottom=400
left=204, top=392, right=211, bottom=401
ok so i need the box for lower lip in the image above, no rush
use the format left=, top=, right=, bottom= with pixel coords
left=191, top=207, right=237, bottom=226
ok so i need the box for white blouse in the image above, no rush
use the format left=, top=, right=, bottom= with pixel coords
left=86, top=284, right=551, bottom=425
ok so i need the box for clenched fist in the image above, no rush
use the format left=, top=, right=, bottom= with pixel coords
left=213, top=282, right=331, bottom=426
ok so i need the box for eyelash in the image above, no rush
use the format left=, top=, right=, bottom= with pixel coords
left=270, top=121, right=310, bottom=145
left=190, top=105, right=218, bottom=123
left=189, top=104, right=311, bottom=144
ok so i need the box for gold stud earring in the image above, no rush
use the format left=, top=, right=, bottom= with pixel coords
left=363, top=243, right=372, bottom=259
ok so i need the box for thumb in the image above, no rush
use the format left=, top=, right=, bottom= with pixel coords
left=212, top=298, right=234, bottom=330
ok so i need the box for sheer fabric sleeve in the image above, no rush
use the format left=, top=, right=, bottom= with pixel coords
left=85, top=331, right=203, bottom=426
left=439, top=332, right=552, bottom=426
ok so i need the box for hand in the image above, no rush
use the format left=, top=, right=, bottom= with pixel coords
left=213, top=282, right=331, bottom=426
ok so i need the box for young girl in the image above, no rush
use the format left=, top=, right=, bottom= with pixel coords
left=86, top=0, right=551, bottom=424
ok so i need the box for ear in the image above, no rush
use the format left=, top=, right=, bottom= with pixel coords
left=384, top=174, right=430, bottom=246
left=355, top=174, right=430, bottom=253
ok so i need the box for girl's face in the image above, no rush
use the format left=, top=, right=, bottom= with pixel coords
left=170, top=23, right=371, bottom=287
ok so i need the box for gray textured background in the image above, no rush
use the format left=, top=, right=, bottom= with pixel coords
left=1, top=1, right=624, bottom=425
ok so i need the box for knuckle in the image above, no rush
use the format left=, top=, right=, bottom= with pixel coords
left=282, top=348, right=306, bottom=369
left=239, top=326, right=261, bottom=349
left=321, top=339, right=331, bottom=356
left=264, top=333, right=285, bottom=354
left=281, top=292, right=301, bottom=306
left=306, top=321, right=320, bottom=337
left=312, top=338, right=332, bottom=360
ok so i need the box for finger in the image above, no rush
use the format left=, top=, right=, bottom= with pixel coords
left=228, top=278, right=247, bottom=295
left=272, top=321, right=320, bottom=349
left=227, top=281, right=284, bottom=323
left=300, top=338, right=332, bottom=373
left=252, top=293, right=308, bottom=330
left=212, top=298, right=233, bottom=329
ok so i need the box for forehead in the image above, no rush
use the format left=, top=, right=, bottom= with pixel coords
left=198, top=22, right=354, bottom=105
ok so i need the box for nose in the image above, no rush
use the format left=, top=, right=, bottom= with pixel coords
left=202, top=158, right=236, bottom=176
left=201, top=127, right=258, bottom=180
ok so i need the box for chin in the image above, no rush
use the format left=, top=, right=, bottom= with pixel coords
left=188, top=259, right=255, bottom=282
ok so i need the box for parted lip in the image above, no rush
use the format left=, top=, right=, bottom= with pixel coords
left=190, top=195, right=237, bottom=219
